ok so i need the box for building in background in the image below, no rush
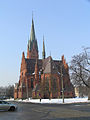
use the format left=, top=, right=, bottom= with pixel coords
left=14, top=18, right=75, bottom=99
left=0, top=88, right=6, bottom=99
left=75, top=86, right=89, bottom=98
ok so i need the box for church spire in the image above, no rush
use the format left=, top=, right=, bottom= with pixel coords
left=30, top=17, right=35, bottom=42
left=42, top=36, right=46, bottom=59
left=28, top=16, right=38, bottom=52
left=27, top=16, right=38, bottom=59
left=28, top=16, right=36, bottom=52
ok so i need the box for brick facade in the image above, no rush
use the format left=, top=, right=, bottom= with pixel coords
left=14, top=18, right=75, bottom=99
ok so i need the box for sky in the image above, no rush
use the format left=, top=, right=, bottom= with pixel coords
left=0, top=0, right=90, bottom=87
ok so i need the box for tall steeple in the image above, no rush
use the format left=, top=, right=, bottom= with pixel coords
left=30, top=17, right=35, bottom=42
left=27, top=16, right=38, bottom=59
left=42, top=36, right=46, bottom=59
left=28, top=17, right=37, bottom=51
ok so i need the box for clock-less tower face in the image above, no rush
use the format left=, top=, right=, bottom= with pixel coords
left=29, top=45, right=38, bottom=59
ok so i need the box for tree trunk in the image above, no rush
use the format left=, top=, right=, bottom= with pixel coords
left=88, top=89, right=90, bottom=100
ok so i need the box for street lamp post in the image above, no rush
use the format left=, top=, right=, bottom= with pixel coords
left=61, top=64, right=64, bottom=103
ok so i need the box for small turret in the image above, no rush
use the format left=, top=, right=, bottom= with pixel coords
left=20, top=52, right=26, bottom=72
left=42, top=36, right=46, bottom=59
left=22, top=52, right=25, bottom=60
left=62, top=55, right=68, bottom=69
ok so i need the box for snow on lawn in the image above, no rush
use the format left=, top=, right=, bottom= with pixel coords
left=14, top=97, right=89, bottom=104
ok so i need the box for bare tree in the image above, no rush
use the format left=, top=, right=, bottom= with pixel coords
left=40, top=77, right=49, bottom=99
left=0, top=85, right=14, bottom=99
left=50, top=76, right=58, bottom=98
left=5, top=85, right=14, bottom=98
left=70, top=47, right=90, bottom=99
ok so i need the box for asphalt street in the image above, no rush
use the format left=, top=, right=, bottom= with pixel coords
left=0, top=102, right=90, bottom=120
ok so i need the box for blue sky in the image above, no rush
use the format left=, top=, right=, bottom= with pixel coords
left=0, top=0, right=90, bottom=86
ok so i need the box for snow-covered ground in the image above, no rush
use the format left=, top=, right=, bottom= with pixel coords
left=7, top=97, right=90, bottom=104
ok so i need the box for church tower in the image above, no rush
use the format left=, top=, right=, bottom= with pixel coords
left=27, top=17, right=38, bottom=59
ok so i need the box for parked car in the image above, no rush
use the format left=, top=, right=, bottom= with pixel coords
left=0, top=101, right=17, bottom=111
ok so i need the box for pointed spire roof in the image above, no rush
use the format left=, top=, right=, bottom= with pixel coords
left=42, top=36, right=46, bottom=59
left=28, top=16, right=38, bottom=52
left=22, top=52, right=25, bottom=59
left=30, top=17, right=35, bottom=42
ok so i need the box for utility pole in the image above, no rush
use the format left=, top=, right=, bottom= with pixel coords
left=26, top=78, right=29, bottom=99
left=61, top=64, right=64, bottom=103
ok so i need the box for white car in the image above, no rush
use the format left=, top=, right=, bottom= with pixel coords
left=0, top=101, right=17, bottom=111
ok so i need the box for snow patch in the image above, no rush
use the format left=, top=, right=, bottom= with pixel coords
left=11, top=97, right=90, bottom=104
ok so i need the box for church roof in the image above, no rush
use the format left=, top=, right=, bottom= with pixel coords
left=25, top=56, right=62, bottom=75
left=43, top=56, right=60, bottom=74
left=25, top=59, right=42, bottom=74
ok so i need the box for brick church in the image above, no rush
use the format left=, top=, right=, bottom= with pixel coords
left=14, top=18, right=75, bottom=99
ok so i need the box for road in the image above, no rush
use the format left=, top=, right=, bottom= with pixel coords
left=0, top=102, right=90, bottom=120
